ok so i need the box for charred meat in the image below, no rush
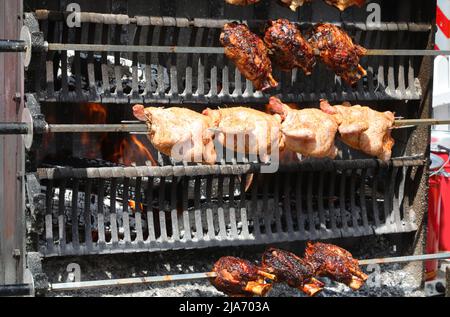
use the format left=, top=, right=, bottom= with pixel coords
left=308, top=23, right=367, bottom=86
left=220, top=22, right=278, bottom=91
left=324, top=0, right=365, bottom=11
left=264, top=19, right=316, bottom=75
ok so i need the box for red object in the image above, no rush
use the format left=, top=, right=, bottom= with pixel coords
left=436, top=5, right=450, bottom=39
left=426, top=165, right=442, bottom=280
left=436, top=152, right=450, bottom=252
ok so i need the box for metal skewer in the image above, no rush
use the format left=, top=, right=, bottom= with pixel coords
left=45, top=43, right=450, bottom=56
left=50, top=252, right=450, bottom=291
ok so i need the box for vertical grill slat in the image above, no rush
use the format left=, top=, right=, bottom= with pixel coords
left=349, top=170, right=359, bottom=235
left=339, top=171, right=349, bottom=233
left=170, top=176, right=180, bottom=241
left=182, top=177, right=191, bottom=241
left=238, top=174, right=250, bottom=239
left=205, top=175, right=216, bottom=240
left=317, top=171, right=327, bottom=234
left=372, top=168, right=381, bottom=228
left=122, top=178, right=132, bottom=245
left=217, top=175, right=227, bottom=239
left=250, top=173, right=261, bottom=239
left=262, top=177, right=272, bottom=238
left=296, top=173, right=306, bottom=238
left=109, top=178, right=119, bottom=246
left=45, top=180, right=54, bottom=253
left=359, top=169, right=370, bottom=233
left=283, top=173, right=294, bottom=235
left=273, top=174, right=282, bottom=235
left=83, top=179, right=93, bottom=251
left=228, top=176, right=238, bottom=238
left=306, top=172, right=317, bottom=238
left=328, top=171, right=338, bottom=231
left=193, top=176, right=204, bottom=240
left=134, top=177, right=145, bottom=244
left=71, top=178, right=80, bottom=252
left=57, top=179, right=66, bottom=252
left=97, top=179, right=106, bottom=249
left=146, top=177, right=156, bottom=242
left=158, top=177, right=168, bottom=241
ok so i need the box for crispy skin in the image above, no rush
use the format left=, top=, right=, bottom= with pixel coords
left=304, top=242, right=368, bottom=290
left=220, top=22, right=278, bottom=91
left=320, top=100, right=395, bottom=161
left=262, top=248, right=324, bottom=296
left=132, top=105, right=216, bottom=164
left=324, top=0, right=365, bottom=11
left=267, top=97, right=339, bottom=158
left=309, top=23, right=367, bottom=86
left=264, top=19, right=316, bottom=75
left=277, top=0, right=311, bottom=11
left=211, top=256, right=273, bottom=296
left=225, top=0, right=261, bottom=5
left=203, top=107, right=284, bottom=162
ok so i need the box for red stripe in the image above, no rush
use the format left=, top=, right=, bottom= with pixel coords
left=435, top=43, right=441, bottom=51
left=437, top=5, right=450, bottom=38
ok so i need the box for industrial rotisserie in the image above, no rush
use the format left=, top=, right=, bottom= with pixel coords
left=220, top=22, right=278, bottom=91
left=324, top=0, right=365, bottom=11
left=262, top=248, right=324, bottom=296
left=211, top=256, right=275, bottom=296
left=225, top=0, right=261, bottom=5
left=309, top=23, right=367, bottom=86
left=202, top=107, right=284, bottom=162
left=319, top=100, right=395, bottom=161
left=132, top=105, right=217, bottom=164
left=264, top=19, right=316, bottom=75
left=304, top=242, right=369, bottom=290
left=267, top=97, right=339, bottom=158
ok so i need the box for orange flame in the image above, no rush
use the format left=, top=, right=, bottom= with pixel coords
left=111, top=135, right=157, bottom=166
left=80, top=103, right=108, bottom=153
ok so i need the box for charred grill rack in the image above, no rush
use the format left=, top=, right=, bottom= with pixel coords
left=27, top=10, right=432, bottom=104
left=30, top=157, right=425, bottom=257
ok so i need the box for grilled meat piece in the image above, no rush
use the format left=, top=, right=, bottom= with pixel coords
left=203, top=107, right=284, bottom=162
left=262, top=248, right=324, bottom=296
left=277, top=0, right=311, bottom=11
left=308, top=23, right=367, bottom=86
left=132, top=105, right=216, bottom=164
left=264, top=19, right=316, bottom=75
left=267, top=97, right=339, bottom=158
left=211, top=256, right=275, bottom=296
left=304, top=242, right=368, bottom=290
left=320, top=100, right=395, bottom=161
left=220, top=22, right=278, bottom=91
left=225, top=0, right=261, bottom=5
left=324, top=0, right=365, bottom=11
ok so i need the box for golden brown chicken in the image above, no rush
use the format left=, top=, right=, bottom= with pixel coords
left=277, top=0, right=311, bottom=11
left=304, top=242, right=368, bottom=290
left=220, top=22, right=278, bottom=91
left=211, top=256, right=275, bottom=296
left=262, top=248, right=324, bottom=296
left=308, top=23, right=367, bottom=86
left=225, top=0, right=261, bottom=5
left=264, top=19, right=316, bottom=75
left=324, top=0, right=365, bottom=11
left=203, top=107, right=284, bottom=162
left=319, top=100, right=395, bottom=161
left=267, top=97, right=339, bottom=159
left=133, top=105, right=216, bottom=164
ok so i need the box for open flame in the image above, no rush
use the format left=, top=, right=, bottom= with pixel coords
left=110, top=135, right=157, bottom=166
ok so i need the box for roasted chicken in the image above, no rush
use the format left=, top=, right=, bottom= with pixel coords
left=132, top=105, right=217, bottom=164
left=225, top=0, right=261, bottom=5
left=277, top=0, right=311, bottom=12
left=320, top=100, right=395, bottom=161
left=211, top=256, right=275, bottom=296
left=267, top=97, right=339, bottom=159
left=203, top=107, right=284, bottom=162
left=304, top=242, right=368, bottom=290
left=309, top=23, right=367, bottom=86
left=324, top=0, right=365, bottom=11
left=262, top=248, right=324, bottom=296
left=264, top=19, right=316, bottom=75
left=220, top=22, right=278, bottom=91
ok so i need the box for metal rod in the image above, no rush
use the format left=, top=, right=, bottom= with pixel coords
left=358, top=252, right=450, bottom=265
left=0, top=284, right=33, bottom=296
left=46, top=43, right=450, bottom=56
left=0, top=122, right=29, bottom=134
left=0, top=39, right=27, bottom=52
left=46, top=124, right=148, bottom=133
left=394, top=118, right=450, bottom=127
left=50, top=272, right=217, bottom=291
left=50, top=252, right=450, bottom=292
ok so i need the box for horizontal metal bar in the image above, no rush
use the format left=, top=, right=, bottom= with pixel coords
left=47, top=43, right=450, bottom=56
left=359, top=252, right=450, bottom=265
left=0, top=122, right=29, bottom=134
left=46, top=124, right=148, bottom=133
left=49, top=253, right=450, bottom=292
left=395, top=118, right=450, bottom=127
left=0, top=284, right=33, bottom=296
left=0, top=39, right=27, bottom=52
left=51, top=272, right=217, bottom=291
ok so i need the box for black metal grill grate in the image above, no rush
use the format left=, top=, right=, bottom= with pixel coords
left=32, top=158, right=423, bottom=257
left=28, top=11, right=431, bottom=104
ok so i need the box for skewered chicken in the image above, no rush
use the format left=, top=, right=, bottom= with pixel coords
left=309, top=23, right=367, bottom=86
left=262, top=248, right=324, bottom=296
left=203, top=107, right=284, bottom=162
left=211, top=256, right=275, bottom=296
left=277, top=0, right=311, bottom=11
left=319, top=100, right=395, bottom=161
left=220, top=22, right=278, bottom=91
left=133, top=105, right=216, bottom=164
left=264, top=19, right=316, bottom=75
left=267, top=97, right=339, bottom=158
left=304, top=242, right=368, bottom=290
left=225, top=0, right=261, bottom=5
left=324, top=0, right=365, bottom=11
